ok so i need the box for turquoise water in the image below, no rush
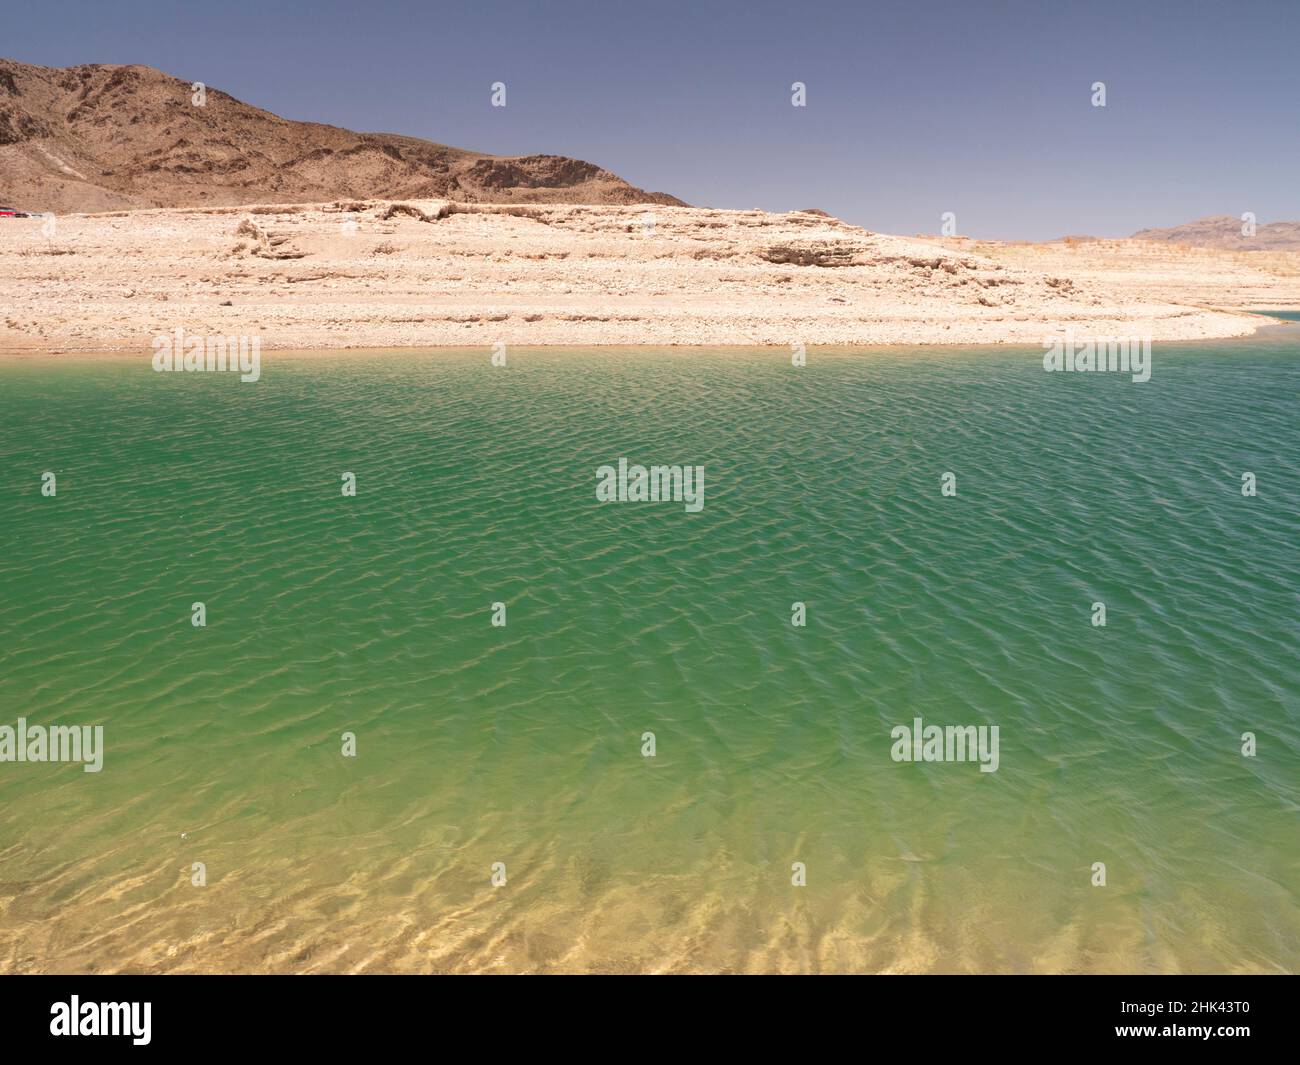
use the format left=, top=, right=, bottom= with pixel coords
left=1, top=342, right=1297, bottom=973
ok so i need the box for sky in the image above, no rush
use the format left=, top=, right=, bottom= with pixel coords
left=5, top=0, right=1299, bottom=240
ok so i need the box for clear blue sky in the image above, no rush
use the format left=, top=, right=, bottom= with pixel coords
left=6, top=0, right=1298, bottom=239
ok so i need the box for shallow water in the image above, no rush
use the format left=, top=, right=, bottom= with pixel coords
left=1, top=342, right=1297, bottom=973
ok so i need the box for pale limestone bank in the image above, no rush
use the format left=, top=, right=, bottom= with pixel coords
left=3, top=201, right=1295, bottom=353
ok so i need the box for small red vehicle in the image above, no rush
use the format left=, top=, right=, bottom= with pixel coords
left=0, top=207, right=17, bottom=217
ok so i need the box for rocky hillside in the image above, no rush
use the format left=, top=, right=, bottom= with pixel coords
left=0, top=58, right=684, bottom=213
left=1132, top=215, right=1300, bottom=251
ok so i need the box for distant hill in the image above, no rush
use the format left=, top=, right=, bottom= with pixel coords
left=0, top=57, right=685, bottom=213
left=1132, top=215, right=1300, bottom=251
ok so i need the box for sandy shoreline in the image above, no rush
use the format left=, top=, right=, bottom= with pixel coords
left=3, top=200, right=1299, bottom=353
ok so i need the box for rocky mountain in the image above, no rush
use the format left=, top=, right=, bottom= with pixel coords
left=1132, top=215, right=1300, bottom=251
left=0, top=58, right=684, bottom=213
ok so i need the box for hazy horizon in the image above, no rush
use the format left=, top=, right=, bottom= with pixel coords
left=5, top=0, right=1300, bottom=240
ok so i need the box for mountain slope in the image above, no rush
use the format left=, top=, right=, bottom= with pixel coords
left=1132, top=215, right=1300, bottom=251
left=0, top=58, right=684, bottom=213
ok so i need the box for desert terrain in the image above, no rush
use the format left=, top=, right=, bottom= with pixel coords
left=4, top=200, right=1298, bottom=352
left=3, top=58, right=1299, bottom=352
left=915, top=233, right=1300, bottom=314
left=0, top=58, right=682, bottom=213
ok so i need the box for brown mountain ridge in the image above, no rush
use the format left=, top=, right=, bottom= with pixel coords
left=1131, top=215, right=1300, bottom=251
left=0, top=57, right=685, bottom=213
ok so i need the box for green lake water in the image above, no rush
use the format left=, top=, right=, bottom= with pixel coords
left=1, top=341, right=1297, bottom=973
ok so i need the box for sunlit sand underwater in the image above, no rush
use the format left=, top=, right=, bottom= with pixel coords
left=1, top=342, right=1297, bottom=973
